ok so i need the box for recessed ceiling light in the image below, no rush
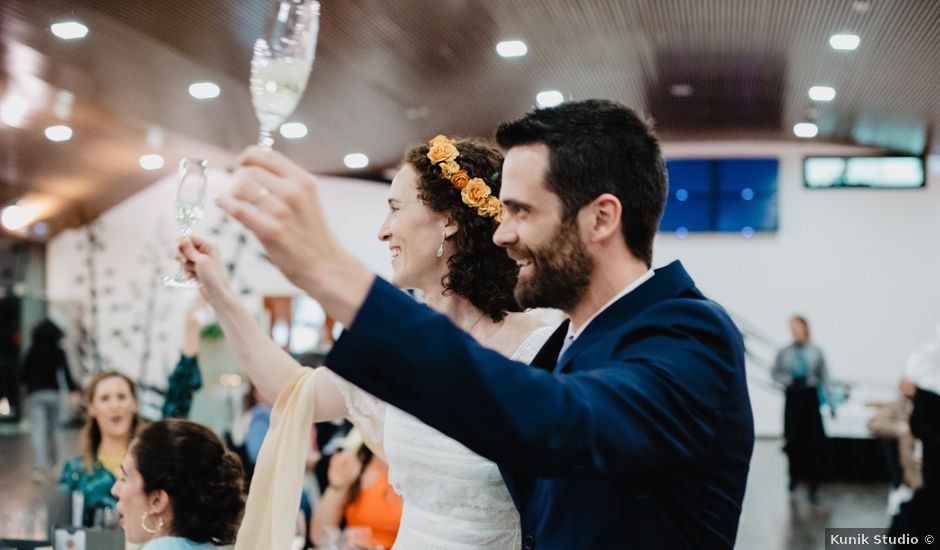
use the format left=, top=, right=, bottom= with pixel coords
left=188, top=82, right=221, bottom=99
left=344, top=153, right=369, bottom=169
left=536, top=90, right=564, bottom=108
left=670, top=84, right=694, bottom=97
left=829, top=33, right=860, bottom=50
left=44, top=125, right=73, bottom=142
left=496, top=40, right=527, bottom=58
left=793, top=122, right=819, bottom=138
left=50, top=21, right=89, bottom=40
left=279, top=122, right=308, bottom=139
left=808, top=86, right=836, bottom=101
left=139, top=154, right=165, bottom=170
left=1, top=204, right=29, bottom=231
left=0, top=95, right=29, bottom=127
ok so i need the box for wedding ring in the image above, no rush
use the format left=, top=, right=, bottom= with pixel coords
left=252, top=186, right=271, bottom=204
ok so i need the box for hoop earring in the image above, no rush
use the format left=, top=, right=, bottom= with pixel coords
left=141, top=513, right=165, bottom=535
left=436, top=234, right=445, bottom=258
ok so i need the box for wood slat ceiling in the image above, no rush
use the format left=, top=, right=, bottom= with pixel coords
left=2, top=0, right=938, bottom=238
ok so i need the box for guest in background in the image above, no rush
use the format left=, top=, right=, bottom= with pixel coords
left=867, top=379, right=922, bottom=485
left=111, top=419, right=245, bottom=549
left=311, top=430, right=402, bottom=550
left=890, top=326, right=940, bottom=537
left=161, top=300, right=205, bottom=419
left=60, top=371, right=143, bottom=526
left=772, top=315, right=833, bottom=504
left=21, top=319, right=80, bottom=481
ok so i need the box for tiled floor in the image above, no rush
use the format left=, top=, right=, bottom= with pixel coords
left=0, top=425, right=891, bottom=549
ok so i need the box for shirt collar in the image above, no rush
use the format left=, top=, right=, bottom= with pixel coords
left=564, top=269, right=655, bottom=344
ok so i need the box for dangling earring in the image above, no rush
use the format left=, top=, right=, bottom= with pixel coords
left=141, top=513, right=165, bottom=535
left=436, top=234, right=445, bottom=258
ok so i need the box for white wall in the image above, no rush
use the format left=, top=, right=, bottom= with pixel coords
left=46, top=168, right=391, bottom=389
left=655, top=141, right=940, bottom=435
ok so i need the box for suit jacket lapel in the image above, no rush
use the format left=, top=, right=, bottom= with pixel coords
left=554, top=261, right=699, bottom=374
left=530, top=320, right=569, bottom=372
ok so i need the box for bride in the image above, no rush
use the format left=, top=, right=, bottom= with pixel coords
left=179, top=135, right=552, bottom=549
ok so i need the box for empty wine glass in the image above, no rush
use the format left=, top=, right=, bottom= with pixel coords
left=163, top=158, right=208, bottom=288
left=250, top=0, right=320, bottom=150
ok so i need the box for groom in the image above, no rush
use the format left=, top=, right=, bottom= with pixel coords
left=221, top=99, right=754, bottom=549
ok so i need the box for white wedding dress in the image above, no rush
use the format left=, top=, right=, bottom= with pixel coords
left=323, top=326, right=553, bottom=550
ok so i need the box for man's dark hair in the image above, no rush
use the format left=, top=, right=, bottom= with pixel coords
left=495, top=99, right=668, bottom=266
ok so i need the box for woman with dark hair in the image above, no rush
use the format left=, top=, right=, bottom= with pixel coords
left=111, top=419, right=245, bottom=549
left=60, top=371, right=143, bottom=526
left=178, top=136, right=552, bottom=548
left=22, top=319, right=79, bottom=481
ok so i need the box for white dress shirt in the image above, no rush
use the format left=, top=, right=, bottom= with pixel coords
left=558, top=269, right=655, bottom=361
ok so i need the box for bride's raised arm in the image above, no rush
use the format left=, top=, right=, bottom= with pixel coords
left=177, top=236, right=347, bottom=420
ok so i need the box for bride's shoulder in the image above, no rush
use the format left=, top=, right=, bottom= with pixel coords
left=503, top=311, right=549, bottom=333
left=501, top=312, right=554, bottom=349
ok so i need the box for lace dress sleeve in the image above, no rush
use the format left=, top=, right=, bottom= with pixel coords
left=320, top=367, right=388, bottom=458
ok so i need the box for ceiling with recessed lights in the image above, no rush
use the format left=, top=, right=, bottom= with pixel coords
left=1, top=0, right=938, bottom=238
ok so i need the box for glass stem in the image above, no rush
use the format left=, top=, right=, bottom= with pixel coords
left=258, top=129, right=274, bottom=151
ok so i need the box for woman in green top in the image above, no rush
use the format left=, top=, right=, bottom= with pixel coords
left=60, top=371, right=143, bottom=526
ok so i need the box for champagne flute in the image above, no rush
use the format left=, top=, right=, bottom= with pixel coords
left=250, top=0, right=320, bottom=150
left=163, top=158, right=208, bottom=288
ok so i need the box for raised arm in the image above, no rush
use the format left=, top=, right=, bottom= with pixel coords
left=178, top=237, right=347, bottom=419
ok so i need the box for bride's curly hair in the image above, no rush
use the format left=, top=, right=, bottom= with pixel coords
left=406, top=137, right=521, bottom=321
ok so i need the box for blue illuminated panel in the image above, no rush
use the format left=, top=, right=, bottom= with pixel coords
left=660, top=158, right=778, bottom=233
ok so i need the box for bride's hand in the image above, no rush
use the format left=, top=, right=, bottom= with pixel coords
left=177, top=237, right=233, bottom=306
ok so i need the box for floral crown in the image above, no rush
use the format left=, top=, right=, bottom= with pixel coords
left=426, top=135, right=503, bottom=223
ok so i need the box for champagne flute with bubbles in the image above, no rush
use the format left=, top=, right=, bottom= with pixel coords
left=163, top=158, right=208, bottom=288
left=250, top=0, right=320, bottom=150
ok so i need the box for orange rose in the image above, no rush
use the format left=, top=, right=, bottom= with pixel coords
left=461, top=178, right=491, bottom=208
left=428, top=141, right=458, bottom=165
left=429, top=134, right=451, bottom=147
left=440, top=160, right=460, bottom=179
left=477, top=195, right=501, bottom=218
left=450, top=170, right=470, bottom=190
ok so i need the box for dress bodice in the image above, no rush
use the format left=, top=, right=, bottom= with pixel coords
left=327, top=326, right=553, bottom=549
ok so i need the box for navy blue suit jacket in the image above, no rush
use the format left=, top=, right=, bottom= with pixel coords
left=326, top=261, right=754, bottom=549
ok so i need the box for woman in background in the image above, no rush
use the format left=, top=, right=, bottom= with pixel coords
left=772, top=315, right=833, bottom=504
left=311, top=430, right=402, bottom=549
left=22, top=319, right=79, bottom=481
left=60, top=371, right=143, bottom=526
left=111, top=419, right=245, bottom=549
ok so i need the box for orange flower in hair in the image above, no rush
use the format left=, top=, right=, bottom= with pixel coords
left=440, top=160, right=460, bottom=179
left=450, top=170, right=470, bottom=190
left=477, top=195, right=501, bottom=218
left=462, top=178, right=491, bottom=208
left=428, top=139, right=459, bottom=165
left=426, top=135, right=503, bottom=222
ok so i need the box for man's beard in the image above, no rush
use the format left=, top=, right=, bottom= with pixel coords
left=510, top=217, right=594, bottom=312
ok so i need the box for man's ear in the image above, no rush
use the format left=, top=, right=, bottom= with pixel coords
left=583, top=193, right=622, bottom=243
